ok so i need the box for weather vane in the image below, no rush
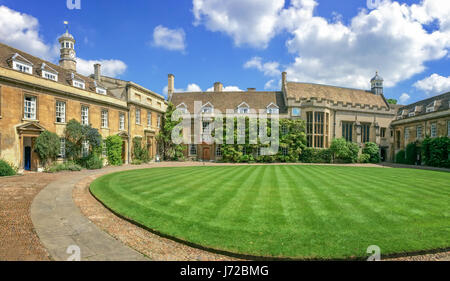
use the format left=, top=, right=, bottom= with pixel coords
left=64, top=21, right=69, bottom=32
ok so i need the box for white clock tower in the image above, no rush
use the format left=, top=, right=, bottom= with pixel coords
left=59, top=27, right=77, bottom=72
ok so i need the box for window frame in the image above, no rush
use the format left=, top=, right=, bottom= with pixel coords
left=119, top=112, right=125, bottom=131
left=59, top=138, right=66, bottom=159
left=147, top=111, right=152, bottom=127
left=361, top=123, right=371, bottom=143
left=292, top=107, right=301, bottom=117
left=135, top=108, right=141, bottom=125
left=342, top=122, right=353, bottom=142
left=430, top=123, right=437, bottom=138
left=81, top=105, right=89, bottom=125
left=101, top=109, right=109, bottom=128
left=55, top=100, right=66, bottom=123
left=215, top=145, right=223, bottom=157
left=189, top=144, right=197, bottom=156
left=417, top=125, right=423, bottom=140
left=13, top=61, right=32, bottom=74
left=23, top=95, right=37, bottom=120
left=81, top=140, right=90, bottom=158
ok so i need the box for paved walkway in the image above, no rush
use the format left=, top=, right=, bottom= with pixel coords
left=31, top=165, right=155, bottom=261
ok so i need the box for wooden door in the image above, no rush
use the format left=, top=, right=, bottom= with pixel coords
left=203, top=147, right=210, bottom=161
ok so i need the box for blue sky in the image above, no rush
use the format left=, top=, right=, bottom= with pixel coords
left=0, top=0, right=449, bottom=104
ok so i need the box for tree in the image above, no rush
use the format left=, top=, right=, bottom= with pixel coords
left=156, top=103, right=185, bottom=160
left=65, top=119, right=102, bottom=160
left=132, top=137, right=150, bottom=162
left=329, top=138, right=359, bottom=163
left=387, top=99, right=398, bottom=105
left=34, top=130, right=60, bottom=167
left=363, top=142, right=380, bottom=163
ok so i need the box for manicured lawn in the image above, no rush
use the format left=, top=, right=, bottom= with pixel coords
left=90, top=165, right=450, bottom=259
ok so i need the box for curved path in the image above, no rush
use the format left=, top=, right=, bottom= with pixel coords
left=31, top=165, right=156, bottom=261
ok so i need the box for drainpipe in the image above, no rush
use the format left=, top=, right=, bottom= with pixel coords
left=333, top=111, right=336, bottom=139
left=126, top=84, right=131, bottom=165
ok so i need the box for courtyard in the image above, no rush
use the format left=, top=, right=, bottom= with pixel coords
left=1, top=162, right=449, bottom=261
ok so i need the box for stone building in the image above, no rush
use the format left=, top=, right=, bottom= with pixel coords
left=0, top=29, right=165, bottom=171
left=169, top=72, right=398, bottom=161
left=390, top=92, right=450, bottom=162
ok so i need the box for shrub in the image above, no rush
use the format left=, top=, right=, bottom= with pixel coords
left=0, top=159, right=16, bottom=177
left=330, top=138, right=359, bottom=163
left=34, top=131, right=60, bottom=167
left=300, top=148, right=332, bottom=163
left=85, top=154, right=103, bottom=170
left=358, top=153, right=371, bottom=164
left=45, top=161, right=82, bottom=173
left=106, top=135, right=123, bottom=166
left=422, top=137, right=450, bottom=168
left=405, top=143, right=418, bottom=165
left=65, top=119, right=102, bottom=160
left=363, top=142, right=380, bottom=163
left=395, top=150, right=407, bottom=164
left=131, top=159, right=144, bottom=165
left=132, top=137, right=150, bottom=163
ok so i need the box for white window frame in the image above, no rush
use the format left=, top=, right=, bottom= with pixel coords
left=189, top=144, right=197, bottom=156
left=266, top=103, right=279, bottom=114
left=136, top=108, right=141, bottom=125
left=281, top=147, right=288, bottom=156
left=96, top=87, right=107, bottom=95
left=56, top=101, right=66, bottom=123
left=82, top=140, right=90, bottom=157
left=416, top=126, right=423, bottom=140
left=13, top=61, right=32, bottom=74
left=119, top=113, right=125, bottom=131
left=157, top=115, right=161, bottom=129
left=431, top=123, right=437, bottom=138
left=201, top=102, right=214, bottom=114
left=215, top=145, right=222, bottom=157
left=81, top=106, right=89, bottom=125
left=101, top=109, right=109, bottom=128
left=404, top=127, right=410, bottom=144
left=42, top=70, right=58, bottom=81
left=408, top=112, right=415, bottom=117
left=24, top=96, right=37, bottom=120
left=202, top=121, right=211, bottom=134
left=237, top=102, right=250, bottom=114
left=59, top=138, right=66, bottom=159
left=73, top=79, right=85, bottom=89
left=102, top=140, right=107, bottom=158
left=147, top=111, right=152, bottom=127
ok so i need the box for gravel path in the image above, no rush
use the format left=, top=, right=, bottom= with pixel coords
left=0, top=172, right=56, bottom=261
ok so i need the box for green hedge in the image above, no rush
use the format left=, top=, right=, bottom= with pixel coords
left=405, top=143, right=418, bottom=165
left=45, top=161, right=83, bottom=173
left=106, top=135, right=123, bottom=166
left=395, top=150, right=407, bottom=164
left=0, top=159, right=16, bottom=177
left=362, top=142, right=380, bottom=164
left=299, top=148, right=332, bottom=163
left=422, top=137, right=450, bottom=168
left=34, top=130, right=60, bottom=166
left=330, top=138, right=359, bottom=163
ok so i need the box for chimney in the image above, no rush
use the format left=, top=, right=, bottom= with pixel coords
left=168, top=74, right=175, bottom=100
left=214, top=82, right=223, bottom=92
left=282, top=72, right=287, bottom=89
left=94, top=63, right=101, bottom=81
left=247, top=88, right=256, bottom=92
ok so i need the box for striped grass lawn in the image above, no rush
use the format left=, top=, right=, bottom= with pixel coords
left=90, top=165, right=450, bottom=259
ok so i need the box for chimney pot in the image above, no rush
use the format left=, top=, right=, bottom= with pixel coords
left=168, top=74, right=175, bottom=100
left=94, top=63, right=101, bottom=81
left=282, top=72, right=287, bottom=88
left=214, top=82, right=223, bottom=92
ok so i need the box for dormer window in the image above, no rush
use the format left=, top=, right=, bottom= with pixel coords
left=73, top=80, right=85, bottom=89
left=408, top=112, right=415, bottom=117
left=10, top=54, right=33, bottom=74
left=237, top=102, right=250, bottom=114
left=266, top=103, right=279, bottom=114
left=96, top=87, right=106, bottom=95
left=40, top=63, right=58, bottom=81
left=201, top=102, right=214, bottom=114
left=426, top=101, right=436, bottom=113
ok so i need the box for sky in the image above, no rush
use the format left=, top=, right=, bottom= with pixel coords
left=0, top=0, right=449, bottom=104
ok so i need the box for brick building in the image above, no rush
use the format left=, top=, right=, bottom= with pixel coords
left=168, top=72, right=398, bottom=161
left=0, top=30, right=166, bottom=171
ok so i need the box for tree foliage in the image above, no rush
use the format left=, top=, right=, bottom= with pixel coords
left=132, top=137, right=150, bottom=163
left=422, top=137, right=450, bottom=168
left=362, top=142, right=380, bottom=163
left=387, top=99, right=398, bottom=105
left=65, top=119, right=102, bottom=160
left=157, top=103, right=185, bottom=161
left=34, top=130, right=60, bottom=166
left=106, top=135, right=123, bottom=166
left=329, top=138, right=359, bottom=163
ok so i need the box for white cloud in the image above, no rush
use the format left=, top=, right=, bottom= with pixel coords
left=196, top=0, right=450, bottom=90
left=264, top=79, right=279, bottom=90
left=0, top=5, right=55, bottom=60
left=0, top=5, right=127, bottom=78
left=414, top=74, right=450, bottom=95
left=244, top=57, right=280, bottom=77
left=399, top=93, right=411, bottom=104
left=193, top=0, right=285, bottom=48
left=152, top=25, right=186, bottom=52
left=206, top=85, right=243, bottom=92
left=76, top=58, right=127, bottom=77
left=163, top=83, right=203, bottom=95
